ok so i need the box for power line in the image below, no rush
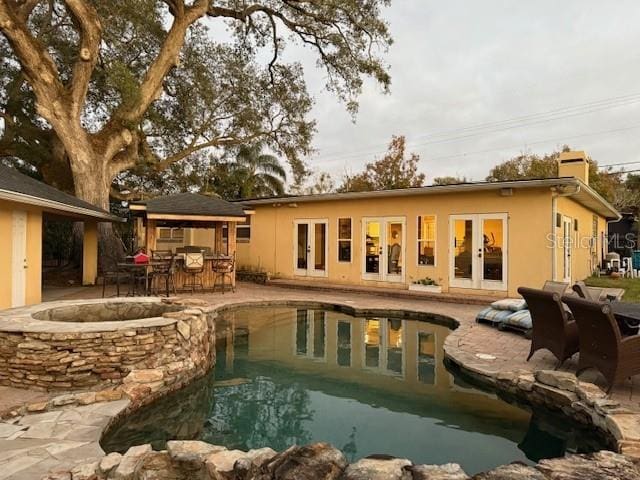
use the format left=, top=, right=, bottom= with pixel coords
left=425, top=123, right=640, bottom=162
left=599, top=159, right=640, bottom=168
left=312, top=93, right=640, bottom=165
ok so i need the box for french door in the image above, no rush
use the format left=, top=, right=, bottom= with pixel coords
left=11, top=211, right=27, bottom=308
left=562, top=216, right=572, bottom=283
left=294, top=219, right=328, bottom=277
left=450, top=213, right=508, bottom=291
left=362, top=217, right=405, bottom=282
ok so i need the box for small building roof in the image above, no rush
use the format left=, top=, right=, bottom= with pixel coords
left=0, top=164, right=122, bottom=222
left=235, top=177, right=620, bottom=220
left=131, top=193, right=247, bottom=221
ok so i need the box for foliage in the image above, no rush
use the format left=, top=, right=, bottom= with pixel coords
left=339, top=135, right=425, bottom=192
left=485, top=146, right=640, bottom=209
left=226, top=143, right=287, bottom=199
left=413, top=277, right=439, bottom=286
left=432, top=175, right=469, bottom=186
left=0, top=0, right=393, bottom=203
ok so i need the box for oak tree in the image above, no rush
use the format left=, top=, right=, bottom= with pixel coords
left=0, top=0, right=392, bottom=215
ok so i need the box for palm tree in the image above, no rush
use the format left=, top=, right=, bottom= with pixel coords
left=230, top=143, right=287, bottom=199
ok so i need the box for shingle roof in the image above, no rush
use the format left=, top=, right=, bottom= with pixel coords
left=0, top=164, right=120, bottom=221
left=143, top=193, right=246, bottom=217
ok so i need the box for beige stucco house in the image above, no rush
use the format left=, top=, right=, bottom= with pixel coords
left=234, top=152, right=620, bottom=298
left=0, top=165, right=121, bottom=309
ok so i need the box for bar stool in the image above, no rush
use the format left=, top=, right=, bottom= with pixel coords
left=213, top=253, right=236, bottom=294
left=183, top=251, right=205, bottom=294
left=151, top=253, right=177, bottom=297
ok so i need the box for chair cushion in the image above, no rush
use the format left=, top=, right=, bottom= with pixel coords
left=490, top=298, right=527, bottom=312
left=476, top=307, right=514, bottom=324
left=503, top=310, right=533, bottom=330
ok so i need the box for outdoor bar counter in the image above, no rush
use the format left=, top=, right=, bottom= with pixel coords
left=171, top=255, right=233, bottom=291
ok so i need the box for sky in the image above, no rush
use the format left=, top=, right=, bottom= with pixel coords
left=280, top=0, right=640, bottom=184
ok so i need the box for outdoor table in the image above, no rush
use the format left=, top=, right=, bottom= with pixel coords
left=117, top=261, right=167, bottom=296
left=611, top=302, right=640, bottom=335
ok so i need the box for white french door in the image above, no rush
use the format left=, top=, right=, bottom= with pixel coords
left=562, top=216, right=572, bottom=283
left=294, top=219, right=328, bottom=277
left=362, top=217, right=406, bottom=282
left=11, top=211, right=27, bottom=307
left=449, top=213, right=508, bottom=291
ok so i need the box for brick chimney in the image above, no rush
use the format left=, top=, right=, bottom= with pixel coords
left=558, top=150, right=589, bottom=184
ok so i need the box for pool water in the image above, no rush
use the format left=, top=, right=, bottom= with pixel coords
left=102, top=305, right=609, bottom=474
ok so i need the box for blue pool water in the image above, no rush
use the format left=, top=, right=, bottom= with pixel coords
left=102, top=305, right=609, bottom=474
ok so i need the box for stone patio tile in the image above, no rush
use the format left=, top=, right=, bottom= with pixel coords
left=20, top=422, right=57, bottom=439
left=0, top=455, right=43, bottom=480
left=49, top=442, right=103, bottom=463
left=5, top=458, right=67, bottom=480
left=62, top=424, right=102, bottom=442
left=18, top=411, right=62, bottom=427
left=86, top=399, right=130, bottom=417
left=0, top=424, right=26, bottom=439
left=45, top=441, right=89, bottom=456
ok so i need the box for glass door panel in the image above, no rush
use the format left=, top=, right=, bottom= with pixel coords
left=314, top=223, right=326, bottom=272
left=296, top=223, right=308, bottom=271
left=453, top=219, right=474, bottom=280
left=365, top=220, right=381, bottom=276
left=387, top=222, right=403, bottom=276
left=482, top=218, right=504, bottom=282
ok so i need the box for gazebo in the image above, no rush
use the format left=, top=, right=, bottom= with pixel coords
left=129, top=193, right=250, bottom=289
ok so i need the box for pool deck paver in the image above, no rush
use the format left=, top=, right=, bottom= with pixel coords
left=0, top=282, right=638, bottom=479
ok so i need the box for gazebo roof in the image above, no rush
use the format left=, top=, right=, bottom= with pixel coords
left=131, top=193, right=246, bottom=221
left=0, top=164, right=122, bottom=222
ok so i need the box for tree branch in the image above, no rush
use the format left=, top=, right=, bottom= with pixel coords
left=63, top=0, right=101, bottom=119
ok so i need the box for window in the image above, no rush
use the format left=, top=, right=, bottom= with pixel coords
left=238, top=216, right=251, bottom=241
left=222, top=217, right=251, bottom=241
left=158, top=227, right=184, bottom=241
left=337, top=218, right=352, bottom=262
left=417, top=215, right=436, bottom=266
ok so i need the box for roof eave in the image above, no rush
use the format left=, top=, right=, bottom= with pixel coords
left=0, top=189, right=124, bottom=222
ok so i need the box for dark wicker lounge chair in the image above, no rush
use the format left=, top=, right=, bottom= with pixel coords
left=517, top=287, right=579, bottom=368
left=562, top=295, right=640, bottom=393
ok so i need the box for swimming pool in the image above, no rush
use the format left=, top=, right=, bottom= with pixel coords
left=102, top=305, right=608, bottom=474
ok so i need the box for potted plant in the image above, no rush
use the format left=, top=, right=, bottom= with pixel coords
left=408, top=277, right=442, bottom=293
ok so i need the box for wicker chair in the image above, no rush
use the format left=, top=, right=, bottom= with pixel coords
left=517, top=287, right=579, bottom=368
left=562, top=295, right=640, bottom=393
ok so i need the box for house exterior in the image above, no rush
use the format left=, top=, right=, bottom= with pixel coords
left=0, top=165, right=121, bottom=309
left=235, top=152, right=620, bottom=297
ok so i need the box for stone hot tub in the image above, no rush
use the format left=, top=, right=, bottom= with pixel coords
left=0, top=297, right=216, bottom=403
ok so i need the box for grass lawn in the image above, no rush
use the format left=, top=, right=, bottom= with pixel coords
left=584, top=276, right=640, bottom=303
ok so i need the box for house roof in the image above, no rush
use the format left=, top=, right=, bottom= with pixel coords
left=0, top=164, right=123, bottom=222
left=236, top=177, right=621, bottom=220
left=130, top=193, right=247, bottom=220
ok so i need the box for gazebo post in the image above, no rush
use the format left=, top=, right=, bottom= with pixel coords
left=214, top=221, right=224, bottom=255
left=82, top=221, right=98, bottom=286
left=228, top=221, right=237, bottom=287
left=145, top=218, right=157, bottom=254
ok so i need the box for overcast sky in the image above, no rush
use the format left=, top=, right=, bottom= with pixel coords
left=285, top=0, right=640, bottom=184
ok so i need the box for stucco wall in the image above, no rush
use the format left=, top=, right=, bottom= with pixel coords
left=236, top=188, right=609, bottom=297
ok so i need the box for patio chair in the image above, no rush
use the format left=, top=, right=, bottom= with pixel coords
left=562, top=295, right=640, bottom=393
left=541, top=280, right=570, bottom=296
left=100, top=254, right=128, bottom=298
left=182, top=251, right=205, bottom=294
left=572, top=281, right=604, bottom=302
left=517, top=287, right=579, bottom=368
left=212, top=253, right=236, bottom=294
left=151, top=253, right=177, bottom=297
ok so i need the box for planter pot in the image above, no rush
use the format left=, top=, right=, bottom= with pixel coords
left=409, top=284, right=442, bottom=293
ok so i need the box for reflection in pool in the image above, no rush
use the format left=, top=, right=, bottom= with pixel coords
left=102, top=306, right=609, bottom=474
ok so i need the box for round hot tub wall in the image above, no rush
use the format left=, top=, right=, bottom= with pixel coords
left=0, top=298, right=216, bottom=397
